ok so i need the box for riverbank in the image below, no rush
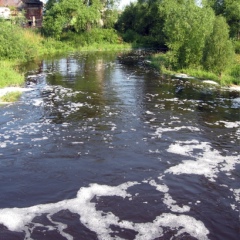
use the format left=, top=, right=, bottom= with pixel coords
left=149, top=53, right=240, bottom=86
left=0, top=22, right=131, bottom=102
left=0, top=87, right=34, bottom=104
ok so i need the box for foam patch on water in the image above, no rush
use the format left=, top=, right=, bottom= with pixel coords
left=232, top=97, right=240, bottom=108
left=216, top=121, right=240, bottom=128
left=0, top=181, right=209, bottom=239
left=152, top=126, right=200, bottom=138
left=166, top=140, right=239, bottom=182
left=149, top=180, right=190, bottom=213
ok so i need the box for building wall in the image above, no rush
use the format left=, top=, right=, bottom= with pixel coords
left=25, top=4, right=43, bottom=27
left=0, top=0, right=43, bottom=27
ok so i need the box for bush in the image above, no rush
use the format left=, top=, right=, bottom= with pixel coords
left=233, top=41, right=240, bottom=54
left=0, top=61, right=24, bottom=88
left=63, top=28, right=120, bottom=47
left=0, top=21, right=37, bottom=60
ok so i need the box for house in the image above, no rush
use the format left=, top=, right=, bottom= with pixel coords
left=23, top=0, right=43, bottom=27
left=0, top=0, right=43, bottom=27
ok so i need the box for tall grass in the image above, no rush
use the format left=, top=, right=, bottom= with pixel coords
left=0, top=61, right=24, bottom=88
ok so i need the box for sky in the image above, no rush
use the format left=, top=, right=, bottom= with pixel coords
left=118, top=0, right=136, bottom=9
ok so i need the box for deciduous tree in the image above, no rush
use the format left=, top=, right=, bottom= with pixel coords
left=203, top=15, right=234, bottom=76
left=161, top=0, right=215, bottom=68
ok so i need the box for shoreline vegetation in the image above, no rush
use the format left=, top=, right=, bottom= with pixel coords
left=1, top=0, right=240, bottom=103
left=149, top=53, right=240, bottom=86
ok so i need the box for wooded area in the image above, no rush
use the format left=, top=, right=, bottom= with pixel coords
left=42, top=0, right=239, bottom=76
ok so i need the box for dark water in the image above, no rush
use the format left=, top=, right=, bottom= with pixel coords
left=0, top=51, right=239, bottom=240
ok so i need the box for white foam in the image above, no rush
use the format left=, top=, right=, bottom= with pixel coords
left=0, top=87, right=33, bottom=98
left=149, top=180, right=190, bottom=213
left=32, top=99, right=43, bottom=106
left=31, top=137, right=48, bottom=142
left=152, top=126, right=200, bottom=138
left=232, top=98, right=240, bottom=108
left=166, top=140, right=239, bottom=181
left=202, top=80, right=219, bottom=85
left=232, top=189, right=240, bottom=202
left=0, top=142, right=7, bottom=148
left=0, top=181, right=209, bottom=239
left=217, top=121, right=240, bottom=128
left=146, top=111, right=154, bottom=115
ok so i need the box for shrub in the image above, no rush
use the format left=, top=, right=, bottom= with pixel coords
left=233, top=40, right=240, bottom=54
left=0, top=61, right=24, bottom=88
left=63, top=28, right=120, bottom=47
left=0, top=21, right=37, bottom=60
left=203, top=16, right=235, bottom=76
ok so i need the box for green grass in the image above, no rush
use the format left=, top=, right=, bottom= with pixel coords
left=150, top=52, right=240, bottom=86
left=0, top=91, right=22, bottom=102
left=0, top=61, right=25, bottom=88
left=78, top=42, right=131, bottom=51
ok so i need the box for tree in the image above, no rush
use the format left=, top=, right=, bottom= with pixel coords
left=161, top=0, right=215, bottom=69
left=207, top=0, right=240, bottom=39
left=115, top=0, right=166, bottom=47
left=203, top=15, right=235, bottom=75
left=42, top=0, right=118, bottom=39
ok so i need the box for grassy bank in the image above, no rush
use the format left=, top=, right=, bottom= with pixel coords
left=0, top=21, right=74, bottom=90
left=150, top=53, right=240, bottom=86
left=0, top=61, right=25, bottom=88
left=0, top=22, right=131, bottom=91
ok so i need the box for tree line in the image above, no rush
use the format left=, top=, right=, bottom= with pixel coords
left=115, top=0, right=239, bottom=75
left=42, top=0, right=239, bottom=77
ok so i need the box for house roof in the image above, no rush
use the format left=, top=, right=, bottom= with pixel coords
left=0, top=0, right=23, bottom=7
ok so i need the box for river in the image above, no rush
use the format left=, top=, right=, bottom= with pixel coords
left=0, top=51, right=239, bottom=240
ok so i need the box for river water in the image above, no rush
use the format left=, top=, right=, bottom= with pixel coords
left=0, top=51, right=239, bottom=240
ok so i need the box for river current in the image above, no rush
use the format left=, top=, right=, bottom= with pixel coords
left=0, top=51, right=239, bottom=239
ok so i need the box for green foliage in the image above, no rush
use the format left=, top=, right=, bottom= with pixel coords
left=42, top=0, right=119, bottom=39
left=203, top=16, right=235, bottom=75
left=0, top=91, right=22, bottom=102
left=234, top=40, right=240, bottom=53
left=0, top=21, right=36, bottom=60
left=116, top=0, right=166, bottom=48
left=161, top=0, right=215, bottom=69
left=0, top=20, right=73, bottom=61
left=0, top=61, right=24, bottom=88
left=102, top=9, right=119, bottom=29
left=207, top=0, right=240, bottom=39
left=116, top=0, right=238, bottom=85
left=43, top=0, right=102, bottom=38
left=63, top=28, right=120, bottom=46
left=180, top=68, right=219, bottom=82
left=224, top=58, right=240, bottom=85
left=149, top=52, right=175, bottom=74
